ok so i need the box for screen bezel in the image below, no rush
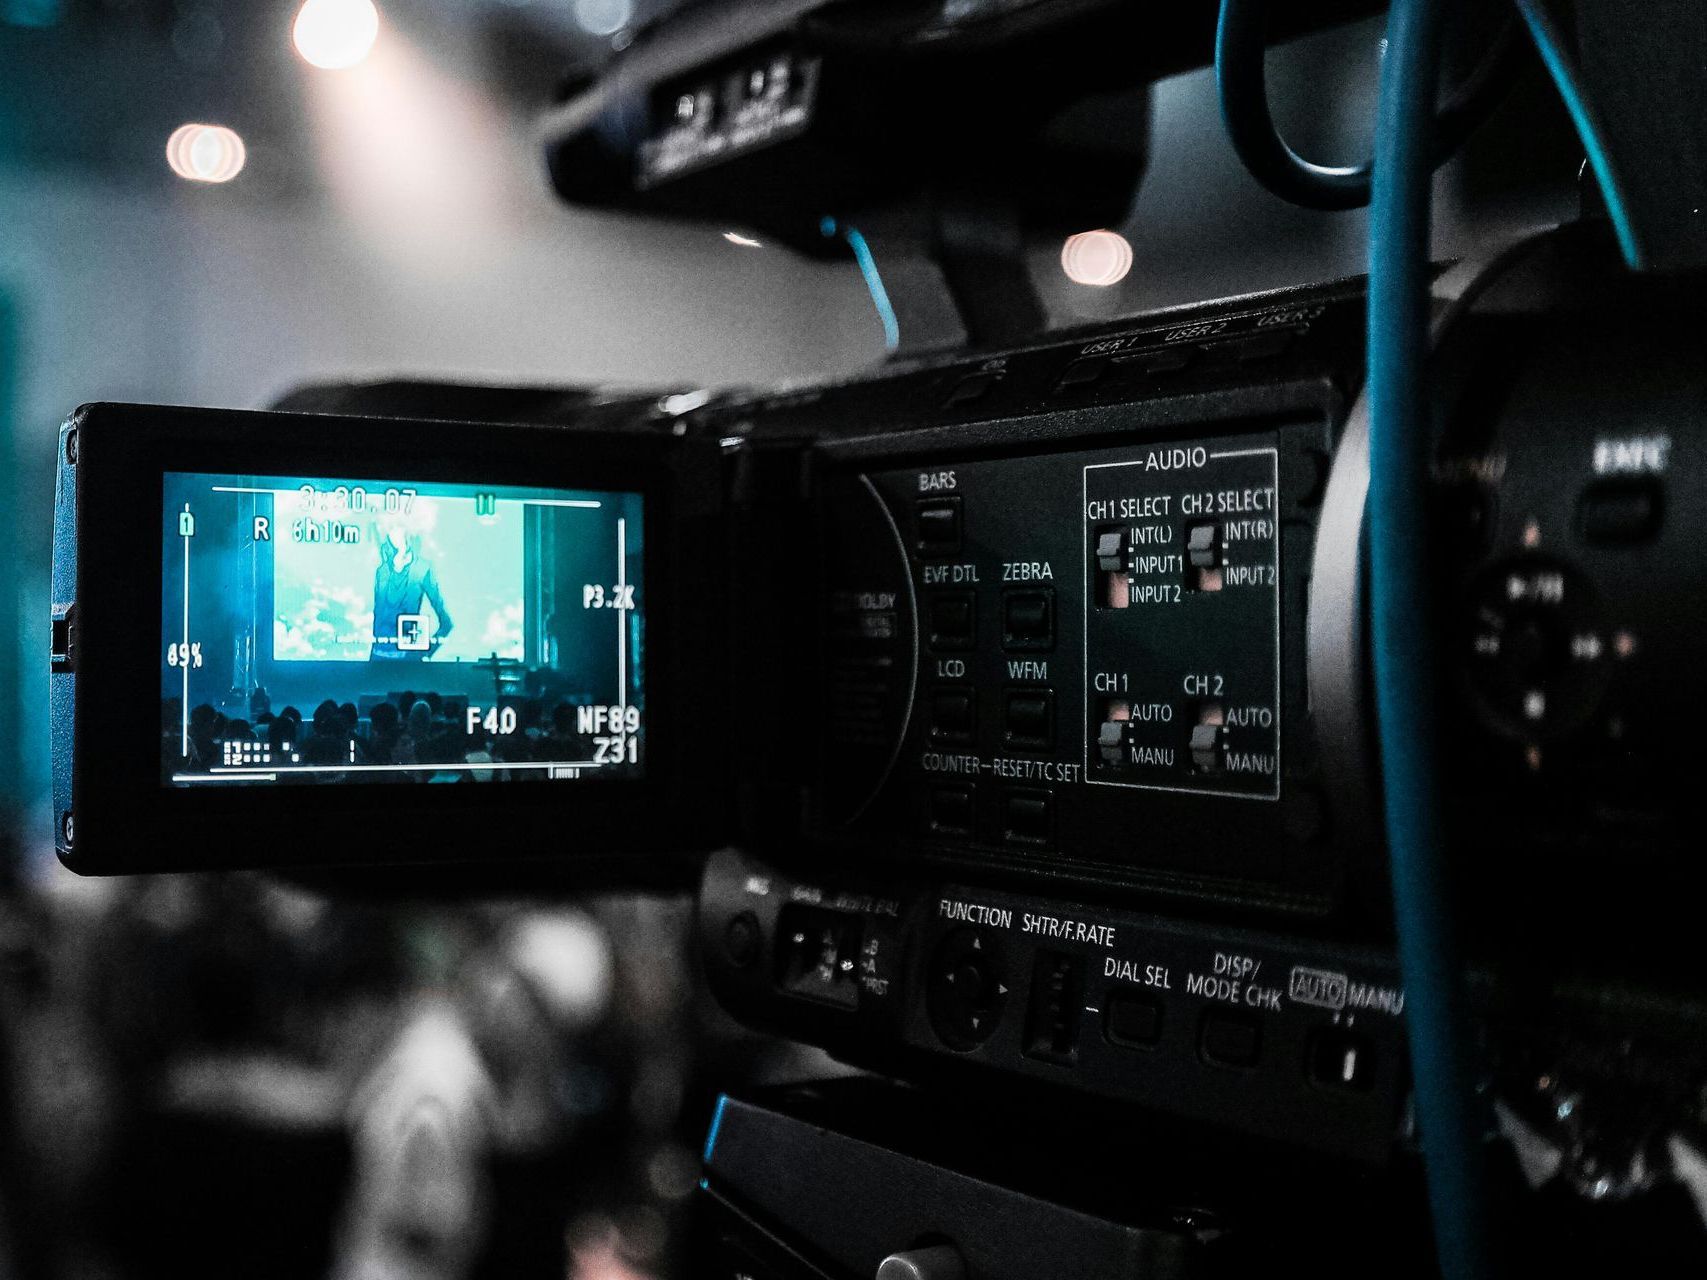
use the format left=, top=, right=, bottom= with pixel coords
left=62, top=402, right=728, bottom=877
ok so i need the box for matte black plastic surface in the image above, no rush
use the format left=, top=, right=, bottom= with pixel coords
left=699, top=1090, right=1193, bottom=1280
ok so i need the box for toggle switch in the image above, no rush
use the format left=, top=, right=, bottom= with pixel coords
left=1186, top=521, right=1221, bottom=569
left=1095, top=528, right=1128, bottom=572
left=1189, top=721, right=1225, bottom=774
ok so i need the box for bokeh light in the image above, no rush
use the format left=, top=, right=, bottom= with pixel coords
left=572, top=0, right=632, bottom=38
left=165, top=124, right=247, bottom=183
left=292, top=0, right=380, bottom=70
left=1061, top=229, right=1134, bottom=287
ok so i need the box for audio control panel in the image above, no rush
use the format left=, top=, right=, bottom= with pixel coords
left=810, top=415, right=1337, bottom=911
left=1083, top=438, right=1282, bottom=799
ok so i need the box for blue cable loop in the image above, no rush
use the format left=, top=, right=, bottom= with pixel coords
left=823, top=217, right=902, bottom=352
left=1367, top=1, right=1494, bottom=1277
left=1513, top=0, right=1647, bottom=271
left=1214, top=0, right=1521, bottom=212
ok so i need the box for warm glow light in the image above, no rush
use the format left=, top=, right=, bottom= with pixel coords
left=166, top=124, right=247, bottom=183
left=293, top=0, right=379, bottom=70
left=722, top=231, right=763, bottom=248
left=1061, top=229, right=1133, bottom=287
left=300, top=32, right=515, bottom=269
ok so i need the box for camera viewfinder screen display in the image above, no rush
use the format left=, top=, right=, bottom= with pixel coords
left=161, top=472, right=644, bottom=787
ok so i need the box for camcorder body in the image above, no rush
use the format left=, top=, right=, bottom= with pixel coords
left=21, top=0, right=1707, bottom=1268
left=49, top=228, right=1707, bottom=1209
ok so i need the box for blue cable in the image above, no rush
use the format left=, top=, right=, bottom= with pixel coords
left=1367, top=2, right=1493, bottom=1278
left=823, top=217, right=902, bottom=352
left=1513, top=0, right=1647, bottom=271
left=701, top=1092, right=729, bottom=1164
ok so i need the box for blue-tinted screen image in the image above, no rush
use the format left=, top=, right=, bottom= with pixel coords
left=161, top=472, right=644, bottom=786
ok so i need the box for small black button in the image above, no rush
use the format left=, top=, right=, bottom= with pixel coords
left=1117, top=346, right=1192, bottom=376
left=929, top=593, right=975, bottom=650
left=1216, top=329, right=1293, bottom=362
left=1055, top=357, right=1107, bottom=392
left=1003, top=590, right=1054, bottom=650
left=1105, top=993, right=1163, bottom=1048
left=931, top=689, right=975, bottom=742
left=928, top=785, right=974, bottom=836
left=943, top=372, right=997, bottom=409
left=1307, top=1028, right=1374, bottom=1091
left=1004, top=690, right=1053, bottom=749
left=916, top=497, right=962, bottom=556
left=1577, top=478, right=1662, bottom=545
left=724, top=913, right=761, bottom=968
left=1200, top=1010, right=1261, bottom=1068
left=1003, top=788, right=1052, bottom=844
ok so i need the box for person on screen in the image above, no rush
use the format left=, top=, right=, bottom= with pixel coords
left=368, top=701, right=402, bottom=765
left=370, top=525, right=454, bottom=662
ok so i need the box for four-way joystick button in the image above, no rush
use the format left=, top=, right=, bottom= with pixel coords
left=1465, top=558, right=1611, bottom=739
left=927, top=927, right=1009, bottom=1051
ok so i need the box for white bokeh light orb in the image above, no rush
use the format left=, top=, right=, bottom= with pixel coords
left=572, top=0, right=632, bottom=37
left=1060, top=229, right=1134, bottom=287
left=293, top=0, right=380, bottom=70
left=166, top=124, right=247, bottom=183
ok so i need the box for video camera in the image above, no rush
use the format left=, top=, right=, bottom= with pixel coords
left=51, top=219, right=1707, bottom=1117
left=42, top=0, right=1707, bottom=1275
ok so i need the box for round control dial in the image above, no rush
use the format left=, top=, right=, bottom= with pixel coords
left=1464, top=558, right=1611, bottom=740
